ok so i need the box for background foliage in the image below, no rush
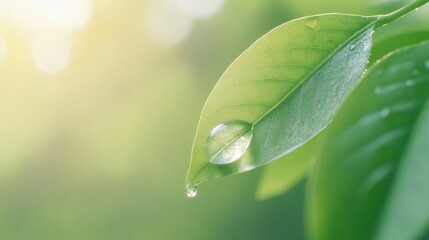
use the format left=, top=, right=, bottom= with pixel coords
left=0, top=0, right=428, bottom=239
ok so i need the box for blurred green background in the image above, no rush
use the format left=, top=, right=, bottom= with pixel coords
left=0, top=0, right=427, bottom=239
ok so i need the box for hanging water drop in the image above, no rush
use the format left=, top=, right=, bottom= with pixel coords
left=186, top=186, right=198, bottom=198
left=204, top=120, right=253, bottom=165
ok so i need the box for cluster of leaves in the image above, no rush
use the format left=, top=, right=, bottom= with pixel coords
left=186, top=0, right=429, bottom=239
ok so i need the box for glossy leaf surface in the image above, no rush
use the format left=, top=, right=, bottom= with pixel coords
left=186, top=14, right=377, bottom=190
left=308, top=42, right=429, bottom=240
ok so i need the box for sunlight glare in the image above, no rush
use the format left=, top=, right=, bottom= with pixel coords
left=0, top=0, right=92, bottom=31
left=32, top=33, right=71, bottom=74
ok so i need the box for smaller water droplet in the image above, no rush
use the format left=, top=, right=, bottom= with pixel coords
left=375, top=86, right=382, bottom=94
left=405, top=80, right=415, bottom=87
left=186, top=186, right=197, bottom=198
left=205, top=120, right=253, bottom=165
left=425, top=60, right=429, bottom=69
left=361, top=68, right=368, bottom=77
left=349, top=44, right=357, bottom=51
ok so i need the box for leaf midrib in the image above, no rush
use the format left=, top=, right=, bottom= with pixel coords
left=249, top=17, right=376, bottom=127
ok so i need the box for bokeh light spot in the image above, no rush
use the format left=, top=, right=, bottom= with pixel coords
left=177, top=0, right=224, bottom=19
left=32, top=33, right=72, bottom=74
left=145, top=0, right=193, bottom=46
left=0, top=0, right=92, bottom=31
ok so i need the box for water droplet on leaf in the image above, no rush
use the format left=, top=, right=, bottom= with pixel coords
left=349, top=44, right=357, bottom=51
left=205, top=120, right=253, bottom=165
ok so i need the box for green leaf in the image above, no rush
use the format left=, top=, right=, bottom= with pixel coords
left=255, top=135, right=320, bottom=201
left=308, top=41, right=429, bottom=240
left=186, top=14, right=378, bottom=191
left=376, top=98, right=429, bottom=240
left=369, top=30, right=429, bottom=66
left=375, top=99, right=429, bottom=240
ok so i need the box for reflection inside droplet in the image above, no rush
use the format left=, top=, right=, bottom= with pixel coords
left=205, top=120, right=253, bottom=165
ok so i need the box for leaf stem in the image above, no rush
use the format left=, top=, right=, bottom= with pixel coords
left=375, top=0, right=429, bottom=29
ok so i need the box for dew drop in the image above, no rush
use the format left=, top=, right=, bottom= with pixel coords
left=186, top=186, right=197, bottom=198
left=205, top=120, right=253, bottom=165
left=349, top=43, right=357, bottom=51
